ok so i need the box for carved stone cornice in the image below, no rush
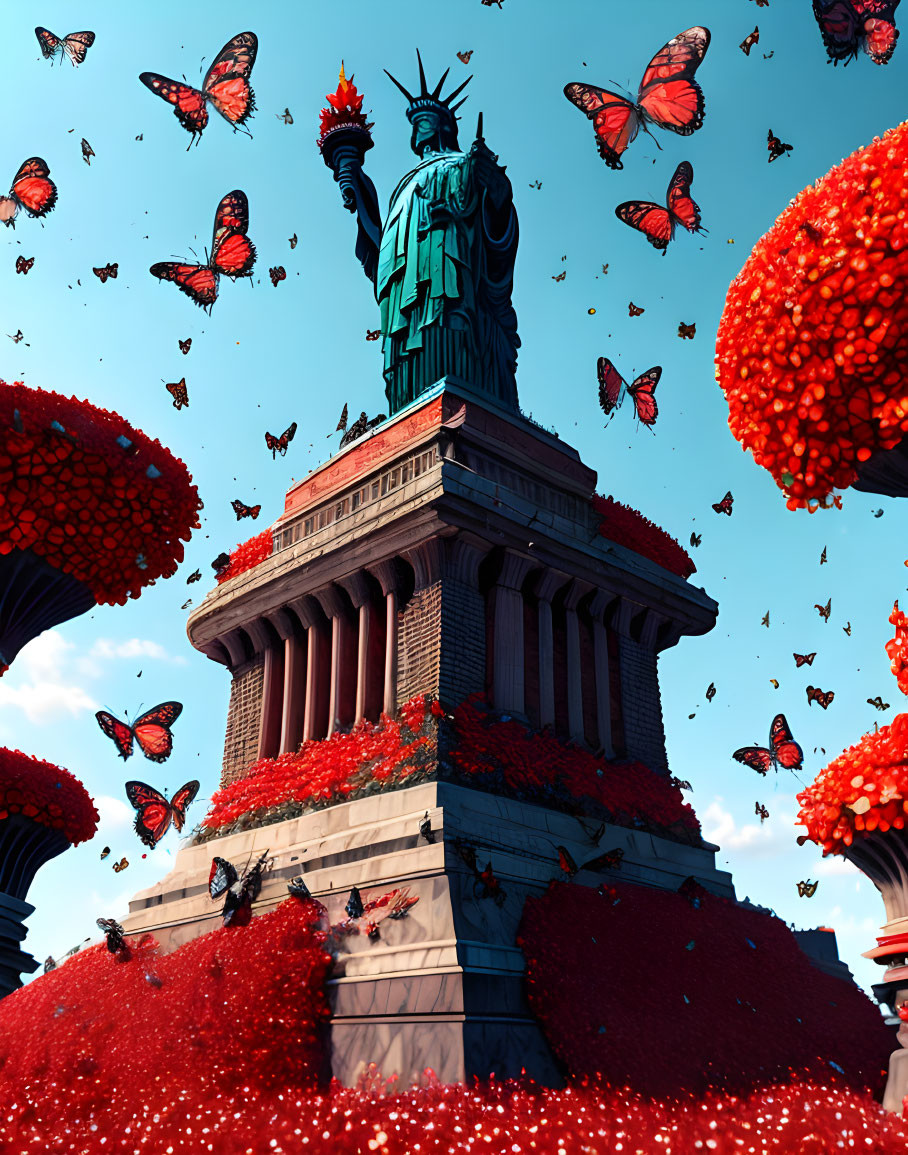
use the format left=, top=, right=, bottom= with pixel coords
left=563, top=579, right=594, bottom=613
left=288, top=596, right=323, bottom=631
left=220, top=629, right=249, bottom=670
left=244, top=618, right=273, bottom=656
left=589, top=588, right=618, bottom=623
left=534, top=568, right=570, bottom=605
left=265, top=608, right=297, bottom=642
left=338, top=571, right=372, bottom=610
left=314, top=585, right=348, bottom=621
left=497, top=550, right=534, bottom=593
left=403, top=537, right=446, bottom=590
left=368, top=558, right=402, bottom=597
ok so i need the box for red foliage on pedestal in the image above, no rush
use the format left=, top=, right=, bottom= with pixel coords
left=592, top=494, right=695, bottom=579
left=0, top=897, right=331, bottom=1149
left=518, top=880, right=892, bottom=1099
left=0, top=381, right=201, bottom=604
left=214, top=527, right=273, bottom=584
left=716, top=121, right=908, bottom=510
left=0, top=747, right=97, bottom=846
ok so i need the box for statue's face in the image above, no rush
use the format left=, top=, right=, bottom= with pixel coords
left=410, top=111, right=457, bottom=157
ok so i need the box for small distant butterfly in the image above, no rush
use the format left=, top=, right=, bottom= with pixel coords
left=812, top=0, right=900, bottom=66
left=166, top=377, right=188, bottom=409
left=336, top=403, right=349, bottom=432
left=552, top=271, right=566, bottom=282
left=346, top=886, right=365, bottom=919
left=616, top=161, right=705, bottom=252
left=96, top=918, right=128, bottom=954
left=8, top=330, right=27, bottom=344
left=628, top=301, right=645, bottom=316
left=690, top=532, right=701, bottom=547
left=277, top=108, right=293, bottom=124
left=231, top=499, right=261, bottom=520
left=140, top=32, right=258, bottom=147
left=815, top=597, right=831, bottom=621
left=712, top=491, right=734, bottom=515
left=125, top=779, right=199, bottom=848
left=289, top=233, right=298, bottom=249
left=768, top=129, right=793, bottom=161
left=210, top=850, right=270, bottom=926
left=150, top=189, right=256, bottom=311
left=81, top=138, right=95, bottom=165
left=733, top=713, right=803, bottom=775
left=678, top=321, right=696, bottom=339
left=764, top=50, right=775, bottom=58
left=868, top=695, right=890, bottom=710
left=806, top=685, right=835, bottom=709
left=15, top=256, right=34, bottom=274
left=740, top=26, right=760, bottom=53
left=365, top=329, right=380, bottom=341
left=761, top=611, right=770, bottom=627
left=112, top=857, right=129, bottom=872
left=265, top=421, right=297, bottom=458
left=100, top=846, right=111, bottom=860
left=35, top=27, right=95, bottom=66
left=178, top=337, right=192, bottom=354
left=187, top=569, right=202, bottom=584
left=529, top=180, right=542, bottom=188
left=457, top=50, right=474, bottom=64
left=0, top=158, right=58, bottom=228
left=211, top=551, right=231, bottom=575
left=843, top=621, right=852, bottom=635
left=564, top=27, right=710, bottom=170
left=671, top=777, right=692, bottom=792
left=597, top=357, right=660, bottom=426
left=269, top=265, right=286, bottom=286
left=181, top=599, right=192, bottom=610
left=755, top=802, right=769, bottom=822
left=797, top=879, right=818, bottom=898
left=874, top=508, right=884, bottom=517
left=287, top=875, right=311, bottom=899
left=601, top=263, right=609, bottom=274
left=96, top=701, right=183, bottom=762
left=93, top=263, right=118, bottom=283
left=793, top=652, right=816, bottom=667
left=481, top=0, right=504, bottom=7
left=820, top=545, right=827, bottom=564
left=706, top=681, right=716, bottom=702
left=753, top=0, right=769, bottom=7
left=770, top=678, right=779, bottom=688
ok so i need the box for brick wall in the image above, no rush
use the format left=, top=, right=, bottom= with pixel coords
left=617, top=635, right=668, bottom=773
left=397, top=577, right=487, bottom=710
left=397, top=582, right=442, bottom=707
left=220, top=658, right=265, bottom=787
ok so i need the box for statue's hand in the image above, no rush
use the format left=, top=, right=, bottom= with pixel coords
left=469, top=139, right=510, bottom=211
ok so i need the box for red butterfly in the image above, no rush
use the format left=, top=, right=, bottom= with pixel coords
left=793, top=652, right=817, bottom=667
left=712, top=491, right=734, bottom=515
left=269, top=265, right=286, bottom=286
left=150, top=190, right=256, bottom=312
left=733, top=713, right=804, bottom=775
left=166, top=378, right=188, bottom=409
left=265, top=421, right=297, bottom=458
left=813, top=0, right=900, bottom=66
left=616, top=161, right=704, bottom=252
left=15, top=256, right=34, bottom=274
left=139, top=32, right=257, bottom=147
left=95, top=701, right=183, bottom=762
left=35, top=27, right=95, bottom=66
left=564, top=27, right=710, bottom=169
left=125, top=779, right=199, bottom=848
left=231, top=499, right=261, bottom=520
left=806, top=685, right=835, bottom=709
left=597, top=357, right=660, bottom=426
left=0, top=158, right=57, bottom=228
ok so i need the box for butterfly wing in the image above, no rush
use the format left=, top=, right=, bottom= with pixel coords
left=666, top=161, right=702, bottom=233
left=139, top=73, right=209, bottom=138
left=812, top=0, right=861, bottom=63
left=557, top=846, right=579, bottom=876
left=124, top=780, right=173, bottom=847
left=794, top=652, right=817, bottom=667
left=202, top=32, right=257, bottom=127
left=168, top=780, right=199, bottom=832
left=210, top=190, right=256, bottom=278
left=10, top=158, right=57, bottom=218
left=166, top=380, right=188, bottom=409
left=863, top=12, right=900, bottom=63
left=628, top=367, right=661, bottom=426
left=35, top=27, right=61, bottom=59
left=769, top=713, right=804, bottom=770
left=131, top=701, right=182, bottom=763
left=563, top=83, right=641, bottom=169
left=732, top=746, right=774, bottom=775
left=61, top=31, right=95, bottom=65
left=95, top=711, right=135, bottom=759
left=150, top=262, right=219, bottom=309
left=615, top=200, right=674, bottom=250
left=712, top=491, right=733, bottom=514
left=209, top=856, right=238, bottom=900
left=597, top=357, right=626, bottom=416
left=636, top=26, right=711, bottom=134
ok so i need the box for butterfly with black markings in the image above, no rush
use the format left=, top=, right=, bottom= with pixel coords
left=868, top=695, right=890, bottom=711
left=231, top=499, right=261, bottom=520
left=96, top=917, right=128, bottom=954
left=96, top=701, right=183, bottom=762
left=706, top=681, right=716, bottom=702
left=277, top=108, right=293, bottom=124
left=815, top=597, right=831, bottom=621
left=740, top=27, right=760, bottom=54
left=165, top=378, right=188, bottom=410
left=733, top=714, right=803, bottom=775
left=628, top=301, right=644, bottom=317
left=597, top=357, right=660, bottom=427
left=365, top=329, right=380, bottom=341
left=178, top=337, right=192, bottom=355
left=265, top=422, right=297, bottom=458
left=755, top=802, right=769, bottom=823
left=335, top=404, right=348, bottom=432
left=100, top=846, right=110, bottom=860
left=457, top=50, right=474, bottom=64
left=0, top=158, right=57, bottom=228
left=690, top=532, right=701, bottom=547
left=797, top=879, right=818, bottom=898
left=81, top=138, right=95, bottom=165
left=125, top=779, right=199, bottom=848
left=289, top=233, right=298, bottom=249
left=15, top=256, right=34, bottom=275
left=35, top=27, right=95, bottom=66
left=812, top=0, right=900, bottom=66
left=112, top=857, right=129, bottom=873
left=269, top=265, right=286, bottom=286
left=712, top=491, right=734, bottom=515
left=820, top=545, right=827, bottom=564
left=552, top=271, right=566, bottom=282
left=616, top=161, right=705, bottom=253
left=93, top=263, right=118, bottom=283
left=768, top=129, right=793, bottom=161
left=186, top=569, right=202, bottom=584
left=209, top=850, right=271, bottom=926
left=678, top=321, right=696, bottom=339
left=806, top=685, right=835, bottom=709
left=211, top=552, right=231, bottom=575
left=793, top=652, right=816, bottom=667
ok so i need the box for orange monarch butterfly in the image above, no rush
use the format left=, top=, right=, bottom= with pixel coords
left=150, top=190, right=256, bottom=312
left=165, top=378, right=188, bottom=409
left=616, top=161, right=705, bottom=252
left=126, top=779, right=199, bottom=848
left=797, top=879, right=818, bottom=898
left=733, top=714, right=804, bottom=775
left=0, top=158, right=57, bottom=228
left=95, top=701, right=183, bottom=762
left=35, top=27, right=95, bottom=66
left=597, top=357, right=660, bottom=427
left=112, top=857, right=129, bottom=873
left=806, top=685, right=835, bottom=709
left=564, top=27, right=710, bottom=169
left=231, top=499, right=261, bottom=520
left=140, top=32, right=257, bottom=147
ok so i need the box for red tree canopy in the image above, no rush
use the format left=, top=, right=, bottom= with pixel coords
left=0, top=746, right=98, bottom=846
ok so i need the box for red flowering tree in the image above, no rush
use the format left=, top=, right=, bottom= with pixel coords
left=716, top=120, right=908, bottom=510
left=0, top=381, right=201, bottom=672
left=592, top=494, right=695, bottom=579
left=214, top=527, right=273, bottom=584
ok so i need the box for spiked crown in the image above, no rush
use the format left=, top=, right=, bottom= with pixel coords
left=384, top=50, right=471, bottom=137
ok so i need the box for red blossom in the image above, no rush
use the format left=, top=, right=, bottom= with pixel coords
left=592, top=494, right=695, bottom=579
left=716, top=121, right=908, bottom=510
left=886, top=598, right=908, bottom=695
left=317, top=62, right=373, bottom=146
left=0, top=380, right=201, bottom=604
left=0, top=747, right=98, bottom=846
left=215, top=528, right=273, bottom=584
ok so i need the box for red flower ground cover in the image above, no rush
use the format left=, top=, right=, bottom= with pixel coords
left=592, top=494, right=695, bottom=579
left=215, top=526, right=273, bottom=584
left=0, top=746, right=98, bottom=845
left=716, top=120, right=908, bottom=510
left=518, top=881, right=892, bottom=1100
left=0, top=380, right=201, bottom=603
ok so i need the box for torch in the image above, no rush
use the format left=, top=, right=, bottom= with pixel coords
left=317, top=63, right=374, bottom=213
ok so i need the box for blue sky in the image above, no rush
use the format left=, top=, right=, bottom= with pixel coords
left=1, top=0, right=906, bottom=1000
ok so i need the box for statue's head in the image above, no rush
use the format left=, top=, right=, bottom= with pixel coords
left=385, top=51, right=470, bottom=158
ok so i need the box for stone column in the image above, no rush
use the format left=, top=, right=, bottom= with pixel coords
left=369, top=560, right=401, bottom=717
left=289, top=597, right=324, bottom=742
left=612, top=598, right=669, bottom=773
left=247, top=618, right=282, bottom=760
left=534, top=570, right=570, bottom=729
left=219, top=628, right=248, bottom=672
left=563, top=580, right=593, bottom=743
left=339, top=572, right=373, bottom=724
left=589, top=589, right=616, bottom=757
left=492, top=552, right=534, bottom=715
left=315, top=586, right=349, bottom=737
left=267, top=609, right=304, bottom=755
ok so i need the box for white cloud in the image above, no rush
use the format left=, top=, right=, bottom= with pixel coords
left=95, top=794, right=134, bottom=832
left=0, top=631, right=98, bottom=723
left=700, top=796, right=796, bottom=856
left=88, top=638, right=186, bottom=664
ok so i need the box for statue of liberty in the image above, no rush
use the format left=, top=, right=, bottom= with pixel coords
left=319, top=54, right=520, bottom=417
